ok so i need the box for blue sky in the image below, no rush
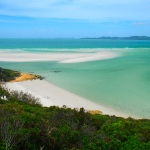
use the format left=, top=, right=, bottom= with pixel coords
left=0, top=0, right=150, bottom=38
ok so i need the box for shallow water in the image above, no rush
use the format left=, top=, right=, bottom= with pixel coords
left=0, top=39, right=150, bottom=118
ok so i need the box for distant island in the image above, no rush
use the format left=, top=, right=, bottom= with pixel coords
left=81, top=36, right=150, bottom=40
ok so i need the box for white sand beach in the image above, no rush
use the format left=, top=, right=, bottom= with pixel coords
left=0, top=51, right=118, bottom=63
left=4, top=79, right=139, bottom=119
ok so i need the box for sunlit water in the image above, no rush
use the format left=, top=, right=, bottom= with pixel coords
left=0, top=39, right=150, bottom=118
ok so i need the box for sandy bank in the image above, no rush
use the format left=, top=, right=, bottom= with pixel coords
left=0, top=51, right=119, bottom=63
left=59, top=51, right=118, bottom=63
left=4, top=79, right=139, bottom=119
left=10, top=73, right=42, bottom=82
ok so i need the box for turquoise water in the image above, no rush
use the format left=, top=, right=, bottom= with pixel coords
left=1, top=38, right=150, bottom=49
left=0, top=39, right=150, bottom=118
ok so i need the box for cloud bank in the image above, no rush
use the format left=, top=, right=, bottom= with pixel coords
left=0, top=0, right=149, bottom=20
left=0, top=1, right=150, bottom=38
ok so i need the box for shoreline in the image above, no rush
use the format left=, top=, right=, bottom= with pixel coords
left=4, top=79, right=140, bottom=119
left=0, top=50, right=143, bottom=119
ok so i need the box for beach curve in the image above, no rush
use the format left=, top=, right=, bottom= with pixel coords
left=4, top=79, right=140, bottom=119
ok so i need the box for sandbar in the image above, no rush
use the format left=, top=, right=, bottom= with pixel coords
left=0, top=51, right=119, bottom=63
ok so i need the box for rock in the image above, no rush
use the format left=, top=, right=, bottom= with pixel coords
left=88, top=110, right=102, bottom=115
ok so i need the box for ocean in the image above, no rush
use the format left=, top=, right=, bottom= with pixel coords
left=0, top=38, right=150, bottom=118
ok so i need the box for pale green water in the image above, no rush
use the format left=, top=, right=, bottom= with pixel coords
left=0, top=39, right=150, bottom=118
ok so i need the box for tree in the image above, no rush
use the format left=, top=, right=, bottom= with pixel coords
left=0, top=107, right=26, bottom=150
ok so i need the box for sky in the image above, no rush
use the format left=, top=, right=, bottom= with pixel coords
left=0, top=0, right=150, bottom=38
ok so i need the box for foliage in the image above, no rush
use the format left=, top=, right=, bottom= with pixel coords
left=0, top=67, right=20, bottom=82
left=0, top=85, right=150, bottom=150
left=0, top=67, right=150, bottom=149
left=0, top=107, right=26, bottom=150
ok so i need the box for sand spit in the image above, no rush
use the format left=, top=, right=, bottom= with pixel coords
left=59, top=51, right=118, bottom=63
left=0, top=51, right=119, bottom=63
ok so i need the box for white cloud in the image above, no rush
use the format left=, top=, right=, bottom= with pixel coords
left=0, top=0, right=150, bottom=20
left=132, top=22, right=150, bottom=25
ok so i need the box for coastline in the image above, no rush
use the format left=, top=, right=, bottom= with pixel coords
left=4, top=79, right=140, bottom=119
left=0, top=50, right=144, bottom=119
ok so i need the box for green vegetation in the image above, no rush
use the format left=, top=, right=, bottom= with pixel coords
left=0, top=67, right=20, bottom=82
left=0, top=86, right=150, bottom=150
left=0, top=67, right=150, bottom=149
left=0, top=67, right=44, bottom=82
